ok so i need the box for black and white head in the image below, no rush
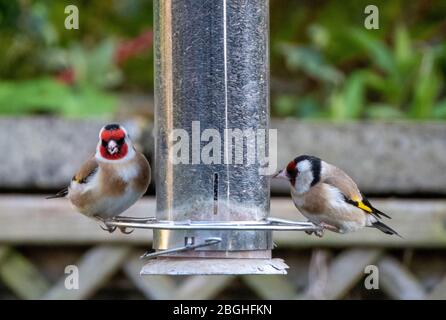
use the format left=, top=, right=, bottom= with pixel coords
left=274, top=155, right=322, bottom=194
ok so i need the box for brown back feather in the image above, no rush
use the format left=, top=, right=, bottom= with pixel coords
left=322, top=164, right=362, bottom=201
left=73, top=156, right=99, bottom=184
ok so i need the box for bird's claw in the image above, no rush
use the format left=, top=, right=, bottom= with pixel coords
left=96, top=216, right=119, bottom=233
left=305, top=228, right=325, bottom=238
left=305, top=221, right=330, bottom=238
left=314, top=228, right=325, bottom=238
left=118, top=226, right=134, bottom=234
left=100, top=223, right=117, bottom=233
left=110, top=217, right=135, bottom=234
left=95, top=216, right=113, bottom=233
left=99, top=222, right=134, bottom=234
left=95, top=216, right=134, bottom=234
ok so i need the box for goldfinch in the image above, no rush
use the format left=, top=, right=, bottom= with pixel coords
left=274, top=155, right=399, bottom=237
left=48, top=124, right=151, bottom=233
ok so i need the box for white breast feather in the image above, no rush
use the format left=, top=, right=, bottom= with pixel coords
left=116, top=164, right=139, bottom=182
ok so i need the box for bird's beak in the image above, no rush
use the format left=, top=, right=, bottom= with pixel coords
left=272, top=169, right=288, bottom=180
left=107, top=140, right=119, bottom=155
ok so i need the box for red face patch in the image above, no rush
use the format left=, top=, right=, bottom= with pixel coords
left=286, top=160, right=296, bottom=173
left=101, top=128, right=126, bottom=142
left=100, top=143, right=128, bottom=160
left=99, top=127, right=128, bottom=160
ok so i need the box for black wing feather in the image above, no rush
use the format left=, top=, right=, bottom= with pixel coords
left=46, top=187, right=69, bottom=199
left=362, top=197, right=391, bottom=219
left=371, top=220, right=402, bottom=237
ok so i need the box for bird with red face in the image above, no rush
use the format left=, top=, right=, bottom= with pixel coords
left=274, top=155, right=399, bottom=237
left=48, top=124, right=151, bottom=232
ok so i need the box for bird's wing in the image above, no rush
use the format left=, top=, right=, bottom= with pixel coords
left=47, top=157, right=98, bottom=199
left=72, top=156, right=99, bottom=184
left=323, top=169, right=390, bottom=219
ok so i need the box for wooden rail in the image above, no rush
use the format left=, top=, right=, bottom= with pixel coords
left=0, top=196, right=445, bottom=247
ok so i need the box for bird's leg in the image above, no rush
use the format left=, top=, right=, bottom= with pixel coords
left=319, top=222, right=339, bottom=232
left=305, top=222, right=338, bottom=237
left=318, top=222, right=339, bottom=236
left=95, top=216, right=117, bottom=233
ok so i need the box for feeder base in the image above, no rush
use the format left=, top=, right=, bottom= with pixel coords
left=140, top=258, right=289, bottom=275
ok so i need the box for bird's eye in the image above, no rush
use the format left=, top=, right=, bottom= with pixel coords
left=101, top=140, right=107, bottom=147
left=287, top=167, right=298, bottom=177
left=117, top=138, right=125, bottom=145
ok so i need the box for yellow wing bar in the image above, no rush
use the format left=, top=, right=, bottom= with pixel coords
left=349, top=196, right=373, bottom=213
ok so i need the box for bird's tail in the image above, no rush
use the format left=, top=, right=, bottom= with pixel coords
left=362, top=198, right=391, bottom=219
left=371, top=220, right=402, bottom=237
left=46, top=187, right=68, bottom=199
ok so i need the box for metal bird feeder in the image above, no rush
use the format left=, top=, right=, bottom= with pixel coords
left=108, top=0, right=319, bottom=275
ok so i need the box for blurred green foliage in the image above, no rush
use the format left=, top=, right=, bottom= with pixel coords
left=0, top=77, right=115, bottom=117
left=270, top=0, right=446, bottom=120
left=0, top=0, right=153, bottom=117
left=0, top=0, right=445, bottom=119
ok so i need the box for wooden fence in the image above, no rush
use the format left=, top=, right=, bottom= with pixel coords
left=0, top=196, right=445, bottom=299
